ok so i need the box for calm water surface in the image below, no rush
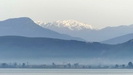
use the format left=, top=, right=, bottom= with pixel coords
left=0, top=69, right=133, bottom=75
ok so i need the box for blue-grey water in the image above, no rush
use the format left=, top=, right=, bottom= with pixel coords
left=0, top=69, right=133, bottom=75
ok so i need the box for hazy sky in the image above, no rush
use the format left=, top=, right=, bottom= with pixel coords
left=1, top=0, right=133, bottom=28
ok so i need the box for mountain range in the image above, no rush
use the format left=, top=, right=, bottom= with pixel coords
left=0, top=17, right=133, bottom=64
left=1, top=17, right=133, bottom=44
left=37, top=20, right=133, bottom=43
left=0, top=36, right=133, bottom=64
left=0, top=17, right=82, bottom=41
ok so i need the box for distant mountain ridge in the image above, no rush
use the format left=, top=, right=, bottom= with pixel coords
left=36, top=20, right=133, bottom=42
left=1, top=17, right=133, bottom=44
left=0, top=17, right=83, bottom=41
left=102, top=33, right=133, bottom=44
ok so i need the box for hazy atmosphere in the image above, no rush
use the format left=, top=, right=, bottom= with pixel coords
left=1, top=0, right=133, bottom=74
left=1, top=0, right=133, bottom=28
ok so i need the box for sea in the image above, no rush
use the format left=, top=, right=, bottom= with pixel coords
left=0, top=69, right=133, bottom=75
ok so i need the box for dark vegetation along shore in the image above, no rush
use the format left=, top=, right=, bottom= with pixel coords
left=0, top=62, right=133, bottom=69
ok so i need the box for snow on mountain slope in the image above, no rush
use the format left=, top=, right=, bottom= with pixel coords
left=36, top=20, right=93, bottom=30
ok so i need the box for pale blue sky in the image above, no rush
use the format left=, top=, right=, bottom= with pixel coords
left=0, top=0, right=133, bottom=28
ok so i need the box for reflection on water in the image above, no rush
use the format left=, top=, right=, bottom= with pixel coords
left=0, top=69, right=133, bottom=75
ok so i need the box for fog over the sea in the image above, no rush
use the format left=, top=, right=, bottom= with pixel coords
left=0, top=0, right=133, bottom=28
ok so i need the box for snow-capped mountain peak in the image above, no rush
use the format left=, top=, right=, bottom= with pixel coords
left=36, top=20, right=93, bottom=30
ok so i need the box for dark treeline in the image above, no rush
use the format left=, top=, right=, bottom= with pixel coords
left=0, top=62, right=133, bottom=69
